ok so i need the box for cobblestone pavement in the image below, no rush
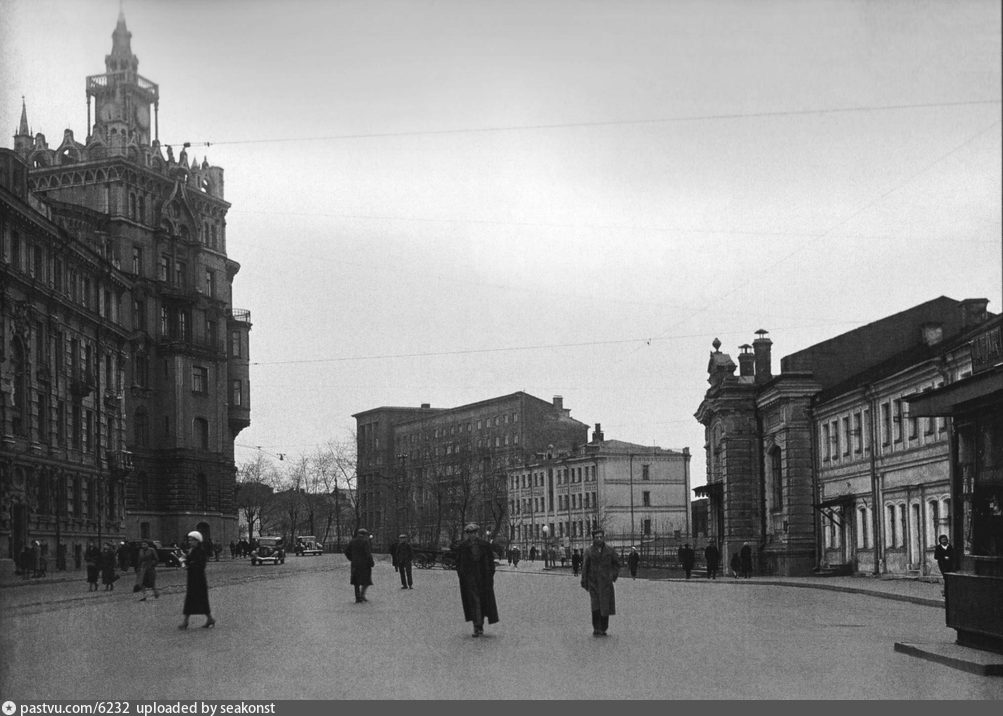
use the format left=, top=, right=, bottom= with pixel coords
left=2, top=555, right=1000, bottom=699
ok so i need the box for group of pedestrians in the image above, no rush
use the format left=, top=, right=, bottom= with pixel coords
left=83, top=542, right=120, bottom=591
left=343, top=524, right=621, bottom=639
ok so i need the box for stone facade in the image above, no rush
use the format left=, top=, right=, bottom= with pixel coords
left=507, top=428, right=691, bottom=553
left=696, top=297, right=994, bottom=577
left=354, top=393, right=588, bottom=549
left=1, top=12, right=250, bottom=570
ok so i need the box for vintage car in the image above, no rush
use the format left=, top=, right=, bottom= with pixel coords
left=294, top=536, right=324, bottom=556
left=250, top=536, right=286, bottom=565
left=126, top=540, right=185, bottom=568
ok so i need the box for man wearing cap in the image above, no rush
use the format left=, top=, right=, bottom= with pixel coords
left=454, top=523, right=499, bottom=637
left=395, top=534, right=414, bottom=590
left=345, top=528, right=375, bottom=602
left=581, top=528, right=619, bottom=636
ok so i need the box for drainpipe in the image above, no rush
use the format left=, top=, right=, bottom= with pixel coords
left=629, top=454, right=635, bottom=540
left=865, top=385, right=882, bottom=575
left=756, top=410, right=767, bottom=573
left=808, top=399, right=822, bottom=571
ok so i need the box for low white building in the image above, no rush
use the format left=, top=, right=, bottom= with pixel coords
left=814, top=313, right=981, bottom=577
left=506, top=424, right=691, bottom=553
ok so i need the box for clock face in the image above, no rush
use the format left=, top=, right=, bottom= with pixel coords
left=99, top=102, right=117, bottom=122
left=135, top=104, right=150, bottom=129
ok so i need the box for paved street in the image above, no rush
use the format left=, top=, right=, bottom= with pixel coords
left=2, top=556, right=1001, bottom=700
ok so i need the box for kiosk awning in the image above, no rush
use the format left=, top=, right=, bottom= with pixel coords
left=906, top=365, right=1003, bottom=417
left=693, top=483, right=723, bottom=498
left=813, top=494, right=854, bottom=527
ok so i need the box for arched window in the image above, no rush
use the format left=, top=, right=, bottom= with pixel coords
left=11, top=338, right=28, bottom=436
left=927, top=499, right=940, bottom=547
left=770, top=447, right=783, bottom=510
left=137, top=471, right=149, bottom=507
left=857, top=505, right=869, bottom=548
left=193, top=417, right=209, bottom=450
left=197, top=473, right=209, bottom=510
left=134, top=406, right=149, bottom=447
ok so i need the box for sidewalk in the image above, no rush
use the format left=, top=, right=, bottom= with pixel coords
left=495, top=558, right=946, bottom=607
left=4, top=554, right=944, bottom=608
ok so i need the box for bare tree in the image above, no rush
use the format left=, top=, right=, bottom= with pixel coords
left=312, top=439, right=357, bottom=550
left=272, top=455, right=309, bottom=544
left=235, top=452, right=281, bottom=540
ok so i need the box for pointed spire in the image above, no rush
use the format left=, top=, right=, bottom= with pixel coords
left=112, top=6, right=131, bottom=54
left=106, top=3, right=137, bottom=75
left=17, top=96, right=30, bottom=137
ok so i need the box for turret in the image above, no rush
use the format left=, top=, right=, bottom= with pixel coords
left=14, top=98, right=32, bottom=155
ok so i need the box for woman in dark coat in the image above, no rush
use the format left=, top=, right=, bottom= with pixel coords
left=180, top=530, right=215, bottom=629
left=454, top=523, right=499, bottom=637
left=100, top=543, right=117, bottom=590
left=84, top=542, right=100, bottom=591
left=581, top=529, right=619, bottom=636
left=344, top=528, right=374, bottom=602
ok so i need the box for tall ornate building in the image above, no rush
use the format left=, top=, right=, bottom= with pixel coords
left=1, top=12, right=250, bottom=572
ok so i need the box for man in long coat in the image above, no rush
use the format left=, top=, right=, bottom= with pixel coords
left=345, top=528, right=374, bottom=602
left=704, top=539, right=720, bottom=579
left=395, top=534, right=414, bottom=589
left=581, top=529, right=619, bottom=636
left=740, top=541, right=753, bottom=578
left=454, top=523, right=499, bottom=637
left=678, top=543, right=696, bottom=579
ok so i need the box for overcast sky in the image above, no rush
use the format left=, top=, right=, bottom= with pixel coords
left=2, top=0, right=1000, bottom=487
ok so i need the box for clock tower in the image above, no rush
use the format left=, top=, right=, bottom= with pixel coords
left=87, top=10, right=158, bottom=146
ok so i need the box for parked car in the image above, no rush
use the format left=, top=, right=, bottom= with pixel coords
left=250, top=537, right=285, bottom=565
left=125, top=540, right=185, bottom=568
left=294, top=536, right=323, bottom=556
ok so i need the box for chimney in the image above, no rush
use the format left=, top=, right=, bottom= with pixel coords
left=738, top=344, right=755, bottom=377
left=553, top=395, right=563, bottom=411
left=420, top=403, right=430, bottom=409
left=593, top=423, right=604, bottom=442
left=960, top=298, right=989, bottom=329
left=753, top=329, right=772, bottom=383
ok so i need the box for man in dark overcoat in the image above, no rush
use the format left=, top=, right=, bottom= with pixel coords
left=581, top=529, right=619, bottom=636
left=395, top=534, right=414, bottom=589
left=454, top=523, right=499, bottom=637
left=704, top=540, right=720, bottom=579
left=571, top=548, right=582, bottom=576
left=740, top=541, right=753, bottom=578
left=344, top=528, right=374, bottom=602
left=627, top=546, right=640, bottom=578
left=678, top=543, right=696, bottom=579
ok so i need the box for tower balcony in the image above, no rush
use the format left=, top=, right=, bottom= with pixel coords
left=228, top=308, right=251, bottom=324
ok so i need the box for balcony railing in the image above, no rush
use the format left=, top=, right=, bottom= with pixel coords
left=228, top=308, right=251, bottom=323
left=86, top=72, right=159, bottom=96
left=107, top=450, right=134, bottom=473
left=69, top=370, right=95, bottom=397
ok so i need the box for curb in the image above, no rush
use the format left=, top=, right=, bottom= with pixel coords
left=4, top=563, right=943, bottom=609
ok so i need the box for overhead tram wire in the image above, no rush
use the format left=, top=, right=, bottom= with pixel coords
left=614, top=117, right=1003, bottom=362
left=248, top=321, right=869, bottom=367
left=168, top=99, right=1001, bottom=149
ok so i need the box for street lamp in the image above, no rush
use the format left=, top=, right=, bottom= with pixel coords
left=542, top=525, right=550, bottom=568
